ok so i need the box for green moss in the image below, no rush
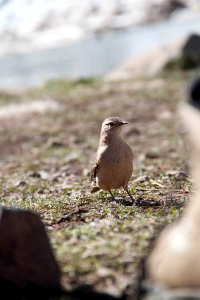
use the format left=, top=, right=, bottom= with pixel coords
left=165, top=53, right=200, bottom=71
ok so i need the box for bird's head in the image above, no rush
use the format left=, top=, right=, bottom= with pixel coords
left=101, top=117, right=128, bottom=137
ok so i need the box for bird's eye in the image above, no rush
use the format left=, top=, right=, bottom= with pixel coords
left=108, top=122, right=114, bottom=127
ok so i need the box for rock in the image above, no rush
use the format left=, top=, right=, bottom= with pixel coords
left=27, top=170, right=41, bottom=178
left=166, top=170, right=188, bottom=179
left=182, top=34, right=200, bottom=57
left=133, top=175, right=150, bottom=183
left=146, top=76, right=200, bottom=292
left=27, top=170, right=49, bottom=179
left=105, top=33, right=200, bottom=81
left=0, top=206, right=61, bottom=289
left=15, top=180, right=27, bottom=187
left=146, top=150, right=160, bottom=159
left=38, top=170, right=49, bottom=180
left=166, top=34, right=200, bottom=70
left=105, top=38, right=182, bottom=80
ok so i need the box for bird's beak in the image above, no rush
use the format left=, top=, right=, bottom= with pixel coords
left=121, top=120, right=128, bottom=125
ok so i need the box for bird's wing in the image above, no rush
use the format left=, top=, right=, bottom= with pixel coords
left=90, top=157, right=100, bottom=193
left=90, top=159, right=99, bottom=182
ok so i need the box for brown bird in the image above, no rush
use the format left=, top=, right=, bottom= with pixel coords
left=90, top=116, right=134, bottom=203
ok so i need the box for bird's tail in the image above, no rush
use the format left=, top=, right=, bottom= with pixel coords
left=91, top=186, right=100, bottom=193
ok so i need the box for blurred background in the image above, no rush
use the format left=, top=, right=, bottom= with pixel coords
left=0, top=0, right=200, bottom=91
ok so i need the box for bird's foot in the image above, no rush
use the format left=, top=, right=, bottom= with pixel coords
left=109, top=191, right=133, bottom=206
left=109, top=190, right=117, bottom=202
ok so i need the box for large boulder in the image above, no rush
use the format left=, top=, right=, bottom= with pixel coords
left=166, top=33, right=200, bottom=70
left=0, top=206, right=61, bottom=289
left=105, top=33, right=200, bottom=81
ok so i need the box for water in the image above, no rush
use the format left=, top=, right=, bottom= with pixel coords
left=1, top=14, right=200, bottom=90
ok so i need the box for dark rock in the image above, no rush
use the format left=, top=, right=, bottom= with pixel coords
left=183, top=34, right=200, bottom=59
left=145, top=151, right=160, bottom=159
left=188, top=76, right=200, bottom=110
left=27, top=170, right=41, bottom=178
left=15, top=180, right=27, bottom=187
left=166, top=170, right=188, bottom=179
left=0, top=206, right=61, bottom=289
left=166, top=34, right=200, bottom=70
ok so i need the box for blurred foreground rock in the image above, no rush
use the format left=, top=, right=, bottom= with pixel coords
left=143, top=77, right=200, bottom=298
left=0, top=206, right=61, bottom=289
left=106, top=33, right=200, bottom=81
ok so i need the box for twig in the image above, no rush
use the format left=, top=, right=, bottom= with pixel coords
left=52, top=207, right=90, bottom=225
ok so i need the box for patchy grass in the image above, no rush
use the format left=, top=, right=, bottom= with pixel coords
left=0, top=70, right=195, bottom=298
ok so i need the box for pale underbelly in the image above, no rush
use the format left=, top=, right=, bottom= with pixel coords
left=96, top=162, right=133, bottom=190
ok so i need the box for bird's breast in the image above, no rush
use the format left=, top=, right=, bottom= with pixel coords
left=96, top=140, right=133, bottom=190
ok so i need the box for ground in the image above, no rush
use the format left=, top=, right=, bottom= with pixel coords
left=0, top=70, right=194, bottom=298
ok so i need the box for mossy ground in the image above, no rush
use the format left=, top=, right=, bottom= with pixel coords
left=0, top=70, right=195, bottom=298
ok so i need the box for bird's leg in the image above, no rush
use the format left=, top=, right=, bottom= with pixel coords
left=109, top=190, right=117, bottom=201
left=124, top=188, right=135, bottom=204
